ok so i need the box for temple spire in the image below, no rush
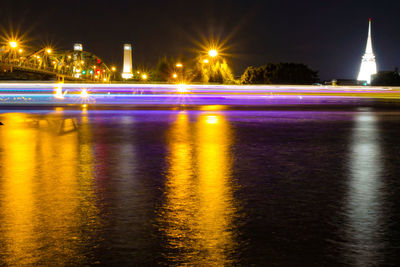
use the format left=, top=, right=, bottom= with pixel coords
left=365, top=18, right=373, bottom=54
left=357, top=19, right=377, bottom=84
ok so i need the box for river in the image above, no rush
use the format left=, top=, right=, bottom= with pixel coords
left=0, top=107, right=399, bottom=265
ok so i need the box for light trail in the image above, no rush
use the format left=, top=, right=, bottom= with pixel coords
left=0, top=83, right=399, bottom=106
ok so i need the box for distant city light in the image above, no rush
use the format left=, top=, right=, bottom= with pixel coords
left=142, top=74, right=148, bottom=80
left=203, top=59, right=209, bottom=63
left=46, top=48, right=52, bottom=54
left=172, top=73, right=178, bottom=78
left=176, top=63, right=183, bottom=68
left=111, top=66, right=116, bottom=71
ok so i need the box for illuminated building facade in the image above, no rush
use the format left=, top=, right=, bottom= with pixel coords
left=122, top=44, right=133, bottom=79
left=357, top=19, right=377, bottom=84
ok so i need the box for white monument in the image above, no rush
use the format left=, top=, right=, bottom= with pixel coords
left=357, top=19, right=377, bottom=84
left=122, top=44, right=133, bottom=79
left=74, top=43, right=83, bottom=51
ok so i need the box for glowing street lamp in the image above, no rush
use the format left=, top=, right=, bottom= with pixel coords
left=203, top=59, right=209, bottom=64
left=176, top=63, right=183, bottom=68
left=208, top=49, right=218, bottom=57
left=172, top=73, right=178, bottom=79
left=9, top=41, right=18, bottom=48
left=142, top=73, right=148, bottom=80
left=111, top=66, right=116, bottom=72
left=46, top=48, right=52, bottom=54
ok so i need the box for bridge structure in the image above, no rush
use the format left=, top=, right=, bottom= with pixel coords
left=0, top=43, right=113, bottom=82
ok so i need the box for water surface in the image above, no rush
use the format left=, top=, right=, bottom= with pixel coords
left=0, top=108, right=399, bottom=265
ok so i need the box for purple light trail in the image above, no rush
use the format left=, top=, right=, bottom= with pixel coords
left=0, top=83, right=398, bottom=107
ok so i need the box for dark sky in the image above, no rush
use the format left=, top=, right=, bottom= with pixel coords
left=1, top=0, right=400, bottom=80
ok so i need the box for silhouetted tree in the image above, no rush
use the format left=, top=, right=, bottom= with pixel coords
left=155, top=56, right=176, bottom=81
left=241, top=63, right=318, bottom=84
left=371, top=71, right=400, bottom=86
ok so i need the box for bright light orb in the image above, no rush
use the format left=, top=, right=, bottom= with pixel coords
left=203, top=59, right=209, bottom=64
left=142, top=74, right=148, bottom=80
left=81, top=89, right=88, bottom=98
left=176, top=63, right=183, bottom=68
left=111, top=66, right=116, bottom=72
left=172, top=73, right=178, bottom=78
left=9, top=41, right=17, bottom=48
left=55, top=86, right=64, bottom=99
left=46, top=48, right=52, bottom=54
left=208, top=49, right=218, bottom=57
left=177, top=83, right=188, bottom=93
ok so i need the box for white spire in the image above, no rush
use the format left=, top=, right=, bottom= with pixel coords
left=357, top=19, right=377, bottom=84
left=365, top=19, right=373, bottom=54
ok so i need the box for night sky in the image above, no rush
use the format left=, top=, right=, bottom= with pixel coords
left=1, top=0, right=400, bottom=80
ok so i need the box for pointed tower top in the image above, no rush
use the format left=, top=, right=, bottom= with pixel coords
left=365, top=19, right=373, bottom=54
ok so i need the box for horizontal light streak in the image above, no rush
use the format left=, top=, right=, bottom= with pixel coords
left=0, top=83, right=399, bottom=106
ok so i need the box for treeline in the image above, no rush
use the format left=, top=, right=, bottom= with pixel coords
left=371, top=70, right=400, bottom=86
left=122, top=58, right=319, bottom=85
left=241, top=63, right=318, bottom=85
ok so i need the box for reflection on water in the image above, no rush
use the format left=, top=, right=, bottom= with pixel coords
left=160, top=112, right=238, bottom=265
left=0, top=109, right=399, bottom=265
left=0, top=111, right=98, bottom=265
left=345, top=111, right=386, bottom=265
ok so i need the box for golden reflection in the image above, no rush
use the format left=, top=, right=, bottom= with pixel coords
left=0, top=113, right=36, bottom=265
left=161, top=112, right=237, bottom=265
left=0, top=111, right=97, bottom=265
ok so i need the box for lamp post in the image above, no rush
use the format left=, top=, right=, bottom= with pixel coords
left=111, top=66, right=116, bottom=81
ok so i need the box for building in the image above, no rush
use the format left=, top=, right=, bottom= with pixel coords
left=357, top=19, right=377, bottom=84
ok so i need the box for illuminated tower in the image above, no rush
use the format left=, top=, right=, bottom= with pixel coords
left=122, top=44, right=133, bottom=79
left=357, top=19, right=377, bottom=84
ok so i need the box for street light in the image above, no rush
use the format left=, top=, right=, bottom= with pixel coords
left=172, top=73, right=178, bottom=79
left=203, top=59, right=209, bottom=64
left=176, top=63, right=183, bottom=68
left=208, top=49, right=218, bottom=57
left=9, top=41, right=18, bottom=48
left=142, top=73, right=148, bottom=80
left=111, top=66, right=116, bottom=72
left=46, top=48, right=52, bottom=54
